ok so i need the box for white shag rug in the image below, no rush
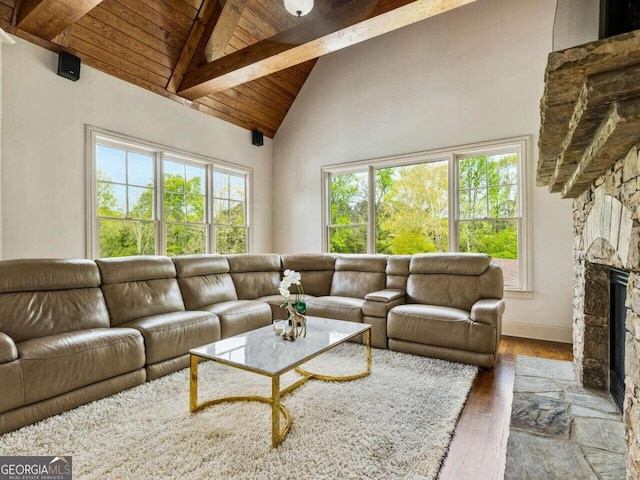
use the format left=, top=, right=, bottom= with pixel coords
left=0, top=344, right=477, bottom=480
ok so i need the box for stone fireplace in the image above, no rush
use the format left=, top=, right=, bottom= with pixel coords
left=537, top=31, right=640, bottom=478
left=573, top=154, right=640, bottom=476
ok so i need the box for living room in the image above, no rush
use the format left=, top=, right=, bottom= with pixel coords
left=0, top=0, right=637, bottom=478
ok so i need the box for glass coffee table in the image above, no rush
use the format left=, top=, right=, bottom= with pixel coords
left=189, top=316, right=371, bottom=447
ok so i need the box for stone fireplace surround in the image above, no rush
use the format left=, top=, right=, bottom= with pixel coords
left=573, top=145, right=640, bottom=477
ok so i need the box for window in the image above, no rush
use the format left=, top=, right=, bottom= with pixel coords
left=328, top=171, right=368, bottom=254
left=164, top=158, right=207, bottom=256
left=96, top=145, right=156, bottom=258
left=89, top=127, right=251, bottom=258
left=457, top=152, right=520, bottom=288
left=213, top=169, right=247, bottom=254
left=376, top=160, right=449, bottom=255
left=322, top=137, right=531, bottom=292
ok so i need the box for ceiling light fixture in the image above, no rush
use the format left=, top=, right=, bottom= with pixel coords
left=284, top=0, right=314, bottom=17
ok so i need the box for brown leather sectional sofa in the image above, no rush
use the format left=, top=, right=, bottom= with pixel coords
left=0, top=252, right=504, bottom=434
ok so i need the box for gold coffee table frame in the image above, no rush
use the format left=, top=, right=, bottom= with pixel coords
left=189, top=328, right=371, bottom=448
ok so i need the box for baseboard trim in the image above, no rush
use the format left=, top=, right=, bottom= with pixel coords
left=502, top=321, right=573, bottom=344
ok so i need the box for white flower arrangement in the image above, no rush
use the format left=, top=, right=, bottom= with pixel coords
left=279, top=269, right=305, bottom=310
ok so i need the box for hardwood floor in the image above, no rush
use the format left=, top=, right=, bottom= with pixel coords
left=438, top=336, right=573, bottom=480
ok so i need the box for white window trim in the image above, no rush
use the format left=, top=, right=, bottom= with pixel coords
left=86, top=125, right=253, bottom=259
left=321, top=135, right=533, bottom=294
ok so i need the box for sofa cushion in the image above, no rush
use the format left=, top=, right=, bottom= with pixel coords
left=0, top=259, right=101, bottom=293
left=227, top=254, right=281, bottom=300
left=409, top=253, right=491, bottom=275
left=97, top=257, right=186, bottom=326
left=101, top=278, right=186, bottom=327
left=202, top=300, right=272, bottom=338
left=281, top=254, right=336, bottom=296
left=121, top=311, right=220, bottom=365
left=0, top=288, right=110, bottom=343
left=306, top=296, right=364, bottom=323
left=0, top=362, right=23, bottom=414
left=96, top=256, right=176, bottom=284
left=330, top=255, right=387, bottom=299
left=177, top=274, right=238, bottom=310
left=173, top=254, right=230, bottom=278
left=256, top=294, right=287, bottom=320
left=386, top=255, right=411, bottom=290
left=17, top=328, right=145, bottom=406
left=173, top=255, right=238, bottom=309
left=0, top=333, right=18, bottom=363
left=388, top=304, right=496, bottom=354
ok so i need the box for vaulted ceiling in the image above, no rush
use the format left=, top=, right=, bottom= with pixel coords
left=0, top=0, right=473, bottom=138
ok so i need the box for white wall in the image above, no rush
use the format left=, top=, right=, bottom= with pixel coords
left=273, top=0, right=577, bottom=342
left=553, top=0, right=600, bottom=51
left=1, top=38, right=273, bottom=259
left=0, top=40, right=3, bottom=259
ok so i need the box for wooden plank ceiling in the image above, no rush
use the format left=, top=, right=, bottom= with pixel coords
left=0, top=0, right=474, bottom=138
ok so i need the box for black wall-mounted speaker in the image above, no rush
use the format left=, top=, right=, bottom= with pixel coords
left=252, top=130, right=264, bottom=146
left=57, top=51, right=81, bottom=82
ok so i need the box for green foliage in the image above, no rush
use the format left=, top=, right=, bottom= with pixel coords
left=459, top=220, right=517, bottom=259
left=376, top=162, right=449, bottom=255
left=328, top=172, right=368, bottom=254
left=98, top=171, right=230, bottom=257
left=215, top=226, right=246, bottom=254
left=329, top=154, right=519, bottom=260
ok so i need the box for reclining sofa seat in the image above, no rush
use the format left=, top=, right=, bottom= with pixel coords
left=387, top=253, right=505, bottom=367
left=306, top=255, right=390, bottom=348
left=0, top=259, right=146, bottom=434
left=96, top=256, right=220, bottom=380
left=173, top=254, right=272, bottom=338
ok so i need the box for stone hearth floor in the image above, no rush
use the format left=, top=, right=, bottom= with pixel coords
left=504, top=356, right=626, bottom=480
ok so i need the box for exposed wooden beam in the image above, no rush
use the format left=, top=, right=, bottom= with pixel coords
left=166, top=0, right=224, bottom=94
left=177, top=0, right=475, bottom=100
left=204, top=0, right=250, bottom=62
left=16, top=0, right=103, bottom=40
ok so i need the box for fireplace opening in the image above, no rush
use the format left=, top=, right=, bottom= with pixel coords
left=609, top=267, right=628, bottom=412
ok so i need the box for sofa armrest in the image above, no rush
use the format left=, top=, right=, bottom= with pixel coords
left=364, top=289, right=405, bottom=302
left=471, top=299, right=506, bottom=326
left=363, top=289, right=406, bottom=318
left=0, top=332, right=18, bottom=364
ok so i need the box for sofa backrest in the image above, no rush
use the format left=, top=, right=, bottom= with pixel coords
left=227, top=254, right=281, bottom=300
left=173, top=254, right=238, bottom=310
left=0, top=259, right=110, bottom=343
left=330, top=255, right=388, bottom=299
left=96, top=256, right=185, bottom=326
left=406, top=253, right=503, bottom=311
left=386, top=255, right=411, bottom=291
left=281, top=253, right=336, bottom=297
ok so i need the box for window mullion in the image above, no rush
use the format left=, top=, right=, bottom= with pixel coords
left=156, top=152, right=164, bottom=256
left=449, top=154, right=458, bottom=253
left=368, top=166, right=375, bottom=254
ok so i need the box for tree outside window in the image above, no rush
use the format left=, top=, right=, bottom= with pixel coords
left=323, top=138, right=528, bottom=290
left=93, top=133, right=250, bottom=258
left=328, top=172, right=368, bottom=254
left=458, top=153, right=519, bottom=286
left=213, top=170, right=247, bottom=254
left=97, top=145, right=156, bottom=258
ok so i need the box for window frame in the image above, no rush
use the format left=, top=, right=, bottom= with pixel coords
left=86, top=125, right=252, bottom=259
left=321, top=136, right=532, bottom=295
left=212, top=165, right=250, bottom=254
left=324, top=167, right=371, bottom=254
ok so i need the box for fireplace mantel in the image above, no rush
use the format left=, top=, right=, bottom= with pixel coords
left=537, top=29, right=640, bottom=198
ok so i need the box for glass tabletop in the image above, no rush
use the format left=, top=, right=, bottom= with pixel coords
left=190, top=316, right=370, bottom=376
